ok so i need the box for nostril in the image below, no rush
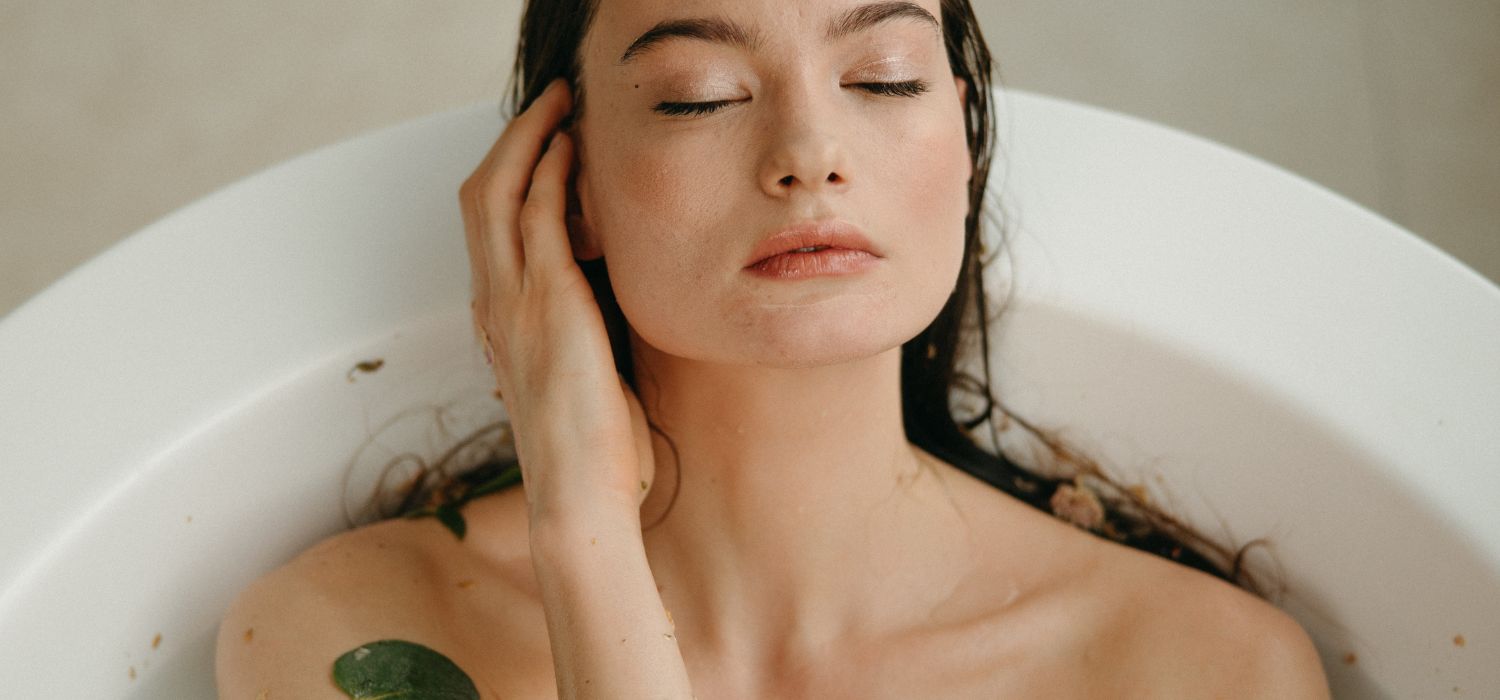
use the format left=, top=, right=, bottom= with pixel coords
left=775, top=173, right=842, bottom=187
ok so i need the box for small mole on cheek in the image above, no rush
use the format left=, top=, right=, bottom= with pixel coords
left=634, top=84, right=640, bottom=89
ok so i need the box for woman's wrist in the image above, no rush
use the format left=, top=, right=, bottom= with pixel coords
left=527, top=492, right=693, bottom=698
left=526, top=483, right=642, bottom=537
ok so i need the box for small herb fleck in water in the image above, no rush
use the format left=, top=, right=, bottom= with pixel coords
left=346, top=358, right=386, bottom=383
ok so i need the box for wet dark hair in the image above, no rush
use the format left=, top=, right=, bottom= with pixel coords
left=378, top=0, right=1275, bottom=600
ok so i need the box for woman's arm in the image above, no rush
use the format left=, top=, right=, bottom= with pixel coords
left=459, top=76, right=692, bottom=698
left=529, top=494, right=694, bottom=699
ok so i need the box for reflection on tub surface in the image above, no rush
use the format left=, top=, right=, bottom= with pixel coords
left=1, top=306, right=1492, bottom=697
left=991, top=303, right=1498, bottom=698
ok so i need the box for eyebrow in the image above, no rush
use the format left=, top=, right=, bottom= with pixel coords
left=616, top=1, right=941, bottom=65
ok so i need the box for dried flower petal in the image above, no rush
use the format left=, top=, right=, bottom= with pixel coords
left=1050, top=480, right=1105, bottom=531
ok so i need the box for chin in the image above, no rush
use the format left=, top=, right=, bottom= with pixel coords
left=652, top=300, right=935, bottom=370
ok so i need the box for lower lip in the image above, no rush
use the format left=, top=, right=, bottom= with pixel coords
left=745, top=248, right=880, bottom=280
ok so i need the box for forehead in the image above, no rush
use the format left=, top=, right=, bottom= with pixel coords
left=584, top=0, right=945, bottom=63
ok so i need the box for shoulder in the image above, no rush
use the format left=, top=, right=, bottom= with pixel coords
left=1097, top=543, right=1331, bottom=698
left=932, top=461, right=1329, bottom=696
left=214, top=516, right=492, bottom=699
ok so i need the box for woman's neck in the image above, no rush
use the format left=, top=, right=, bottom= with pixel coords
left=629, top=336, right=982, bottom=678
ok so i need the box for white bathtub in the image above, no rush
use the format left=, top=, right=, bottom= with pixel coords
left=2, top=89, right=1496, bottom=698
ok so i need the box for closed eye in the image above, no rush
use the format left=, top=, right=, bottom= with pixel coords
left=652, top=79, right=932, bottom=117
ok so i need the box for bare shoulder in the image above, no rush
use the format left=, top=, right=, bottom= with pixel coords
left=214, top=497, right=546, bottom=699
left=214, top=518, right=450, bottom=698
left=1096, top=542, right=1331, bottom=699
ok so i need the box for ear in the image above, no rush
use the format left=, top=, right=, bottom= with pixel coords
left=567, top=156, right=604, bottom=261
left=953, top=76, right=974, bottom=182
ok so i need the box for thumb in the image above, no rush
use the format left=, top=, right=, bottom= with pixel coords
left=566, top=212, right=603, bottom=261
left=565, top=167, right=603, bottom=261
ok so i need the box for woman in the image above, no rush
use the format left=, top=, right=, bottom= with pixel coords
left=216, top=0, right=1331, bottom=696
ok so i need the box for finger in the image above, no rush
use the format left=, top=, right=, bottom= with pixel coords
left=469, top=78, right=575, bottom=214
left=463, top=141, right=527, bottom=299
left=461, top=152, right=510, bottom=313
left=463, top=78, right=574, bottom=294
left=519, top=131, right=577, bottom=274
left=461, top=195, right=492, bottom=309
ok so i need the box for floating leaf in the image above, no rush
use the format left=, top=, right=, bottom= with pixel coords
left=398, top=459, right=523, bottom=542
left=468, top=463, right=523, bottom=499
left=434, top=504, right=467, bottom=540
left=332, top=639, right=479, bottom=700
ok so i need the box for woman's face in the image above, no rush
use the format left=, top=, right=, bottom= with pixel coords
left=573, top=0, right=971, bottom=369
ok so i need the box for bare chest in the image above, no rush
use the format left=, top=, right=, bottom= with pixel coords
left=464, top=645, right=1097, bottom=700
left=459, top=589, right=1123, bottom=700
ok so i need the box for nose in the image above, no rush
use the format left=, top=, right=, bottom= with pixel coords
left=757, top=103, right=851, bottom=198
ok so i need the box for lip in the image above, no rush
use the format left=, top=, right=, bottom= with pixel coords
left=743, top=220, right=883, bottom=269
left=745, top=247, right=881, bottom=279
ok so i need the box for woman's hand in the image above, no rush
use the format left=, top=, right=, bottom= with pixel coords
left=458, top=80, right=693, bottom=698
left=459, top=78, right=655, bottom=526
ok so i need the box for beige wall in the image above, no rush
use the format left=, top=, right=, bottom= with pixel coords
left=982, top=0, right=1500, bottom=288
left=3, top=1, right=1497, bottom=319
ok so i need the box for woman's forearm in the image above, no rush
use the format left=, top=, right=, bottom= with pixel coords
left=528, top=499, right=695, bottom=699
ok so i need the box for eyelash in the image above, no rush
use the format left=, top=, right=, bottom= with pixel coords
left=653, top=79, right=932, bottom=117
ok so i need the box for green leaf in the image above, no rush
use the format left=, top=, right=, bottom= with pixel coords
left=332, top=639, right=479, bottom=700
left=434, top=504, right=467, bottom=540
left=468, top=463, right=522, bottom=499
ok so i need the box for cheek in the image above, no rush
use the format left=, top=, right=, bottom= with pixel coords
left=579, top=141, right=726, bottom=351
left=901, top=113, right=972, bottom=224
left=587, top=132, right=723, bottom=252
left=890, top=114, right=973, bottom=287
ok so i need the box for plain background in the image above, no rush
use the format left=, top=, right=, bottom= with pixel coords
left=3, top=1, right=1498, bottom=320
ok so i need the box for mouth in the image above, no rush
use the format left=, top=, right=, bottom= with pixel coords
left=742, top=220, right=883, bottom=280
left=743, top=220, right=882, bottom=269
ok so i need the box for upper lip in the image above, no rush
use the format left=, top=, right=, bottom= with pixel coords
left=743, top=220, right=882, bottom=268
